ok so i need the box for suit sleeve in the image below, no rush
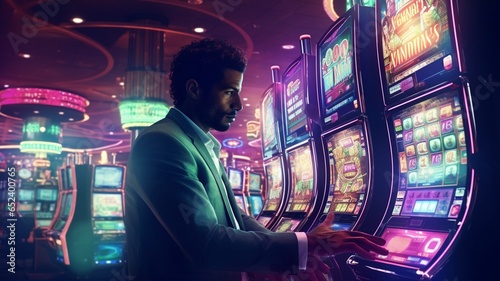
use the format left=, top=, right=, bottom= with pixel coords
left=241, top=213, right=273, bottom=233
left=127, top=132, right=299, bottom=273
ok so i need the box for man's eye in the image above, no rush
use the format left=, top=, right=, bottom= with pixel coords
left=225, top=91, right=234, bottom=95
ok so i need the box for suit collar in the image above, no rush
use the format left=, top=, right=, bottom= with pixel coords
left=166, top=109, right=216, bottom=172
left=166, top=108, right=243, bottom=229
left=166, top=108, right=201, bottom=142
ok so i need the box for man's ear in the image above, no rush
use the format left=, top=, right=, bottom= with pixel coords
left=185, top=79, right=200, bottom=100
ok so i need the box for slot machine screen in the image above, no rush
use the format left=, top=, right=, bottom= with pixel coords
left=248, top=172, right=262, bottom=192
left=390, top=91, right=467, bottom=218
left=261, top=86, right=280, bottom=159
left=332, top=222, right=352, bottom=231
left=53, top=218, right=66, bottom=231
left=18, top=203, right=34, bottom=211
left=234, top=194, right=246, bottom=212
left=62, top=194, right=73, bottom=217
left=263, top=157, right=284, bottom=211
left=66, top=166, right=74, bottom=190
left=18, top=189, right=35, bottom=201
left=36, top=188, right=58, bottom=201
left=93, top=165, right=124, bottom=189
left=94, top=243, right=124, bottom=265
left=53, top=194, right=70, bottom=231
left=378, top=0, right=460, bottom=100
left=94, top=220, right=125, bottom=232
left=257, top=216, right=271, bottom=226
left=377, top=227, right=449, bottom=266
left=275, top=218, right=302, bottom=232
left=283, top=59, right=308, bottom=146
left=59, top=168, right=67, bottom=190
left=325, top=124, right=369, bottom=215
left=228, top=168, right=244, bottom=190
left=318, top=12, right=358, bottom=125
left=249, top=195, right=263, bottom=217
left=92, top=193, right=123, bottom=218
left=287, top=144, right=315, bottom=212
left=37, top=220, right=52, bottom=227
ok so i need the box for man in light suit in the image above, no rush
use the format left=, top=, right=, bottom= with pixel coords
left=125, top=38, right=388, bottom=281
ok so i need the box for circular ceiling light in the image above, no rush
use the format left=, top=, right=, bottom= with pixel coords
left=193, top=27, right=206, bottom=33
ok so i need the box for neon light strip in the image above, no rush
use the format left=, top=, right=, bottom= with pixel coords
left=0, top=140, right=124, bottom=153
left=19, top=141, right=62, bottom=154
left=0, top=88, right=89, bottom=112
left=119, top=100, right=169, bottom=129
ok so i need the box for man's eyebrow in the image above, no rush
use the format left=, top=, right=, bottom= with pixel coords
left=225, top=86, right=240, bottom=92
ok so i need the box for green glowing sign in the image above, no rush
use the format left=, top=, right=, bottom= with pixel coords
left=119, top=100, right=170, bottom=129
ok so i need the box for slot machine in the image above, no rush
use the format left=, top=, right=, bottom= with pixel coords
left=17, top=187, right=36, bottom=218
left=90, top=164, right=127, bottom=266
left=46, top=165, right=70, bottom=235
left=46, top=163, right=127, bottom=275
left=313, top=4, right=391, bottom=235
left=245, top=171, right=264, bottom=218
left=347, top=1, right=479, bottom=280
left=34, top=183, right=58, bottom=228
left=311, top=5, right=392, bottom=280
left=257, top=66, right=288, bottom=229
left=227, top=167, right=249, bottom=215
left=46, top=164, right=91, bottom=272
left=271, top=35, right=328, bottom=233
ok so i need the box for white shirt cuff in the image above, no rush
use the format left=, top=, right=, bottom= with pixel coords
left=295, top=232, right=308, bottom=270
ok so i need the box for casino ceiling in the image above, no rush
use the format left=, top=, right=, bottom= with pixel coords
left=0, top=0, right=351, bottom=167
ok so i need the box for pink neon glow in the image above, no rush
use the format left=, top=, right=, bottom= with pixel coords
left=0, top=88, right=89, bottom=112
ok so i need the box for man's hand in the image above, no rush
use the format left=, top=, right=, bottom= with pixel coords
left=306, top=212, right=389, bottom=260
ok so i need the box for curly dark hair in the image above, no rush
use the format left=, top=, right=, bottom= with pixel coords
left=169, top=38, right=247, bottom=106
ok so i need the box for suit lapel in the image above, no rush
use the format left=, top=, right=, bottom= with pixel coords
left=166, top=109, right=241, bottom=229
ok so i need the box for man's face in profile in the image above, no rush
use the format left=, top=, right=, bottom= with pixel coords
left=196, top=69, right=244, bottom=132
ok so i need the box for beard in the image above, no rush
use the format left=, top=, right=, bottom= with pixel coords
left=210, top=115, right=232, bottom=132
left=194, top=102, right=232, bottom=132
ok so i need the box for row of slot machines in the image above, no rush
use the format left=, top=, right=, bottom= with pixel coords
left=226, top=168, right=264, bottom=218
left=0, top=170, right=60, bottom=249
left=254, top=1, right=478, bottom=280
left=0, top=164, right=127, bottom=276
left=41, top=164, right=127, bottom=275
left=0, top=180, right=59, bottom=229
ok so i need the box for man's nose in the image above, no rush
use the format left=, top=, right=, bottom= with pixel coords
left=232, top=94, right=243, bottom=111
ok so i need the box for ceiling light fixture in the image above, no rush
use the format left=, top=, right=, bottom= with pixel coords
left=122, top=20, right=170, bottom=139
left=119, top=100, right=170, bottom=130
left=0, top=88, right=89, bottom=158
left=72, top=17, right=84, bottom=24
left=282, top=44, right=295, bottom=50
left=193, top=27, right=206, bottom=33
